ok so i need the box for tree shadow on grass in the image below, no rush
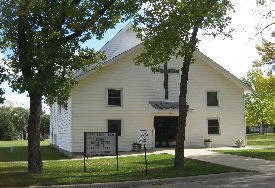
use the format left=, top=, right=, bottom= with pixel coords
left=0, top=162, right=247, bottom=187
left=0, top=145, right=70, bottom=162
left=224, top=149, right=275, bottom=161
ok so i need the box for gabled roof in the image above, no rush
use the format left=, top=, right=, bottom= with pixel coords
left=73, top=22, right=140, bottom=78
left=74, top=23, right=251, bottom=92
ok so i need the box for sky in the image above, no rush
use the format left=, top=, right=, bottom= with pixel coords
left=0, top=0, right=273, bottom=112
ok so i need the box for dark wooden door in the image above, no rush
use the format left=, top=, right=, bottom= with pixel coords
left=154, top=116, right=178, bottom=147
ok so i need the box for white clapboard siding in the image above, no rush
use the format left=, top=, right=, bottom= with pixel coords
left=69, top=48, right=246, bottom=152
left=50, top=97, right=72, bottom=152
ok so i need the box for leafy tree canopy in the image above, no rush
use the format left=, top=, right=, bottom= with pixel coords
left=0, top=0, right=140, bottom=105
left=243, top=69, right=272, bottom=127
left=133, top=0, right=233, bottom=70
left=0, top=0, right=141, bottom=173
left=253, top=39, right=274, bottom=68
left=41, top=113, right=50, bottom=139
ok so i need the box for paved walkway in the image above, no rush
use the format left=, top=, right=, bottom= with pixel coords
left=135, top=172, right=275, bottom=188
left=153, top=147, right=275, bottom=173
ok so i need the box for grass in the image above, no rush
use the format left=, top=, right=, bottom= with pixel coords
left=247, top=133, right=275, bottom=146
left=214, top=133, right=275, bottom=161
left=0, top=154, right=248, bottom=187
left=0, top=139, right=70, bottom=162
left=216, top=149, right=275, bottom=161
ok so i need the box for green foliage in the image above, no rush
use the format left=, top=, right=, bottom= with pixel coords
left=133, top=0, right=233, bottom=69
left=235, top=139, right=244, bottom=148
left=0, top=1, right=141, bottom=172
left=253, top=39, right=274, bottom=68
left=0, top=106, right=30, bottom=140
left=0, top=107, right=18, bottom=140
left=256, top=0, right=268, bottom=5
left=40, top=113, right=50, bottom=139
left=0, top=106, right=51, bottom=140
left=11, top=107, right=29, bottom=139
left=0, top=0, right=141, bottom=105
left=243, top=69, right=272, bottom=127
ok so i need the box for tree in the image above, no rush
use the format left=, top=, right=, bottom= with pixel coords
left=40, top=113, right=50, bottom=139
left=11, top=107, right=29, bottom=140
left=0, top=0, right=140, bottom=173
left=243, top=69, right=272, bottom=134
left=0, top=107, right=18, bottom=140
left=253, top=39, right=274, bottom=68
left=134, top=0, right=233, bottom=166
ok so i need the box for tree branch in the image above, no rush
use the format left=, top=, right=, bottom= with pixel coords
left=65, top=0, right=117, bottom=41
left=255, top=22, right=275, bottom=36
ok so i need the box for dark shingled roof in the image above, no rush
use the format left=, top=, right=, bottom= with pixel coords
left=149, top=101, right=179, bottom=109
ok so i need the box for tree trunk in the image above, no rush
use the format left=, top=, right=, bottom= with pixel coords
left=23, top=129, right=27, bottom=140
left=260, top=123, right=265, bottom=135
left=28, top=92, right=43, bottom=174
left=174, top=23, right=200, bottom=167
left=174, top=62, right=190, bottom=167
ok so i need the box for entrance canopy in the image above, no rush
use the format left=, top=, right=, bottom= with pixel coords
left=149, top=101, right=192, bottom=115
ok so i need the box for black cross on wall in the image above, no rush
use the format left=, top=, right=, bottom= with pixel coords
left=156, top=63, right=179, bottom=99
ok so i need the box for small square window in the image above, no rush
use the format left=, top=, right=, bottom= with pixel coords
left=108, top=89, right=121, bottom=106
left=208, top=119, right=220, bottom=134
left=207, top=92, right=218, bottom=106
left=108, top=120, right=121, bottom=136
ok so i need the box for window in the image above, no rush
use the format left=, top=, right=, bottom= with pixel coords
left=108, top=89, right=121, bottom=106
left=208, top=119, right=220, bottom=134
left=108, top=120, right=121, bottom=136
left=207, top=92, right=218, bottom=106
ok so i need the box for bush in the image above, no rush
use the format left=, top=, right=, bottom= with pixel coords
left=235, top=139, right=244, bottom=148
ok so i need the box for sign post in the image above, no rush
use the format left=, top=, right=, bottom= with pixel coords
left=139, top=130, right=149, bottom=176
left=83, top=132, right=118, bottom=172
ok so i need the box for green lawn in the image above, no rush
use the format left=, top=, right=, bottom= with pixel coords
left=0, top=154, right=248, bottom=187
left=0, top=139, right=70, bottom=162
left=247, top=133, right=275, bottom=146
left=216, top=149, right=275, bottom=161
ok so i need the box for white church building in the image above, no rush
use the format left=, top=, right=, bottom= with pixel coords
left=50, top=23, right=250, bottom=156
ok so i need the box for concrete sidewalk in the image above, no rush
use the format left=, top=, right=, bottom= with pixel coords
left=153, top=147, right=275, bottom=173
left=135, top=172, right=275, bottom=188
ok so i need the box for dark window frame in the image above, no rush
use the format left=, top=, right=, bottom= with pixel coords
left=108, top=119, right=122, bottom=136
left=208, top=119, right=220, bottom=135
left=107, top=89, right=122, bottom=106
left=207, top=91, right=219, bottom=106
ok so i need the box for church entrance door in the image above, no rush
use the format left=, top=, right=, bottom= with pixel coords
left=154, top=116, right=178, bottom=147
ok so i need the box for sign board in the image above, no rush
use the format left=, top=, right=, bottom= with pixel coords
left=139, top=130, right=149, bottom=144
left=84, top=132, right=117, bottom=157
left=83, top=132, right=118, bottom=172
